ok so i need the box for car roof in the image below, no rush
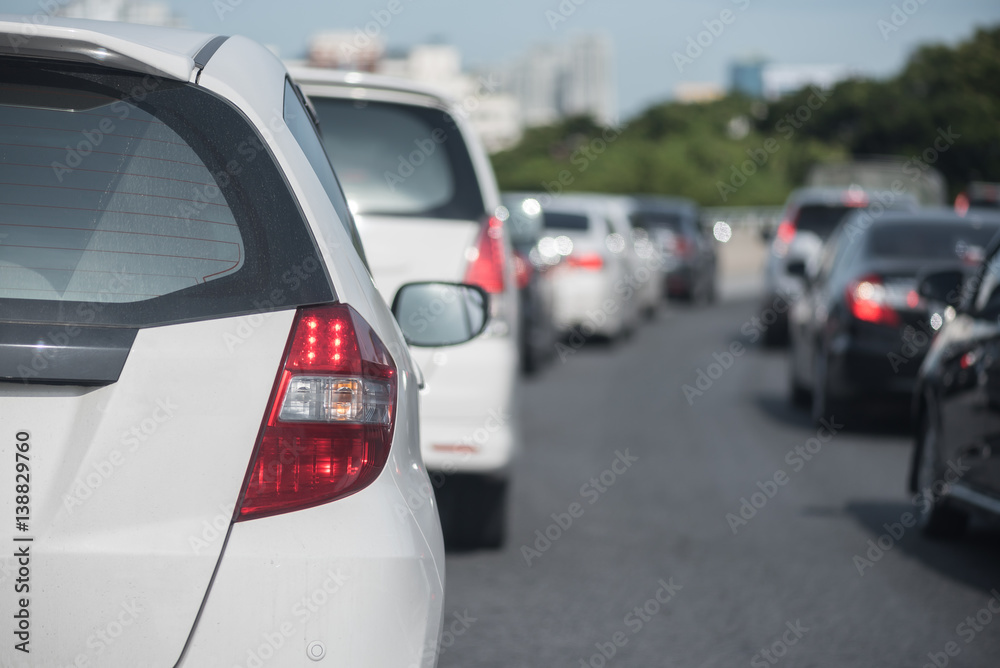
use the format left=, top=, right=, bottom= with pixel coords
left=0, top=15, right=222, bottom=81
left=288, top=65, right=453, bottom=106
left=786, top=186, right=917, bottom=206
left=859, top=208, right=1000, bottom=228
left=630, top=194, right=699, bottom=212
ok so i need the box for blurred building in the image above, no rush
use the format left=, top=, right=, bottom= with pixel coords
left=674, top=82, right=725, bottom=104
left=304, top=38, right=522, bottom=153
left=730, top=58, right=853, bottom=100
left=56, top=0, right=185, bottom=26
left=308, top=31, right=384, bottom=72
left=503, top=34, right=617, bottom=128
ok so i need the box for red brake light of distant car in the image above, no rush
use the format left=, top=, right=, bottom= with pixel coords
left=566, top=252, right=605, bottom=270
left=673, top=236, right=695, bottom=258
left=237, top=304, right=397, bottom=521
left=464, top=216, right=507, bottom=294
left=846, top=275, right=899, bottom=326
left=842, top=190, right=869, bottom=207
left=776, top=220, right=796, bottom=245
left=513, top=250, right=533, bottom=289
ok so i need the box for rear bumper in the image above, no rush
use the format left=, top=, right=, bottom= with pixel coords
left=413, top=336, right=519, bottom=476
left=551, top=270, right=625, bottom=336
left=180, top=457, right=445, bottom=667
left=828, top=333, right=925, bottom=400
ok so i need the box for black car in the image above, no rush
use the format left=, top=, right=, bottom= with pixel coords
left=629, top=196, right=717, bottom=303
left=502, top=193, right=559, bottom=374
left=910, top=226, right=1000, bottom=537
left=788, top=210, right=1000, bottom=424
left=761, top=187, right=919, bottom=346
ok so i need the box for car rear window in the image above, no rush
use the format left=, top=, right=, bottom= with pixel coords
left=868, top=221, right=1000, bottom=261
left=0, top=60, right=332, bottom=327
left=630, top=211, right=685, bottom=232
left=309, top=97, right=485, bottom=221
left=795, top=205, right=855, bottom=239
left=543, top=212, right=590, bottom=231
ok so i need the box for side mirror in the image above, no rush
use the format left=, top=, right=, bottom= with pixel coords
left=917, top=269, right=965, bottom=307
left=759, top=226, right=774, bottom=242
left=391, top=282, right=489, bottom=347
left=786, top=258, right=807, bottom=278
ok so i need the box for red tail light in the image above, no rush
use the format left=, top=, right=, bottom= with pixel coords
left=776, top=220, right=796, bottom=244
left=846, top=274, right=899, bottom=326
left=464, top=216, right=507, bottom=294
left=513, top=250, right=533, bottom=289
left=566, top=252, right=605, bottom=270
left=237, top=304, right=397, bottom=521
left=673, top=237, right=694, bottom=258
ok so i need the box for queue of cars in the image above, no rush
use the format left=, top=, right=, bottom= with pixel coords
left=766, top=181, right=1000, bottom=540
left=0, top=17, right=724, bottom=666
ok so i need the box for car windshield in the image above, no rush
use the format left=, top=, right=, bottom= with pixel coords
left=795, top=204, right=856, bottom=239
left=867, top=221, right=999, bottom=260
left=543, top=211, right=590, bottom=230
left=0, top=60, right=331, bottom=326
left=310, top=97, right=485, bottom=220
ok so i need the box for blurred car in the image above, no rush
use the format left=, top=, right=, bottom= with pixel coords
left=955, top=181, right=1000, bottom=214
left=0, top=17, right=482, bottom=666
left=762, top=186, right=918, bottom=346
left=910, top=232, right=1000, bottom=538
left=534, top=198, right=644, bottom=340
left=553, top=193, right=661, bottom=317
left=502, top=193, right=560, bottom=374
left=629, top=195, right=717, bottom=303
left=292, top=66, right=519, bottom=548
left=788, top=209, right=1000, bottom=425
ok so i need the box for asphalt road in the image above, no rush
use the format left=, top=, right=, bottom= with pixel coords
left=439, top=298, right=1000, bottom=668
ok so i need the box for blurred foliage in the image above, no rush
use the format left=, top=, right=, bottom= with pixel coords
left=490, top=25, right=999, bottom=206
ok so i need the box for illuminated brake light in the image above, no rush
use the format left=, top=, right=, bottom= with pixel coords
left=464, top=216, right=507, bottom=294
left=846, top=275, right=899, bottom=326
left=566, top=252, right=604, bottom=270
left=513, top=250, right=533, bottom=289
left=237, top=304, right=396, bottom=521
left=776, top=220, right=796, bottom=244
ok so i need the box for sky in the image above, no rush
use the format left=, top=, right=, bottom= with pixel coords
left=5, top=0, right=1000, bottom=118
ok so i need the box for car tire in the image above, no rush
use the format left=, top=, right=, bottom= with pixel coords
left=788, top=355, right=811, bottom=407
left=914, top=410, right=969, bottom=539
left=438, top=474, right=508, bottom=550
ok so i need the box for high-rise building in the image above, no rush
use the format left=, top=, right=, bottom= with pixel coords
left=57, top=0, right=184, bottom=27
left=504, top=34, right=616, bottom=128
left=730, top=57, right=853, bottom=100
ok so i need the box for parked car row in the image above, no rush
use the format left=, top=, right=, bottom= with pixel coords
left=765, top=180, right=1000, bottom=540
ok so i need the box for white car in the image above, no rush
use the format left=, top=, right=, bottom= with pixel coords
left=533, top=195, right=656, bottom=339
left=290, top=67, right=520, bottom=548
left=0, top=17, right=490, bottom=667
